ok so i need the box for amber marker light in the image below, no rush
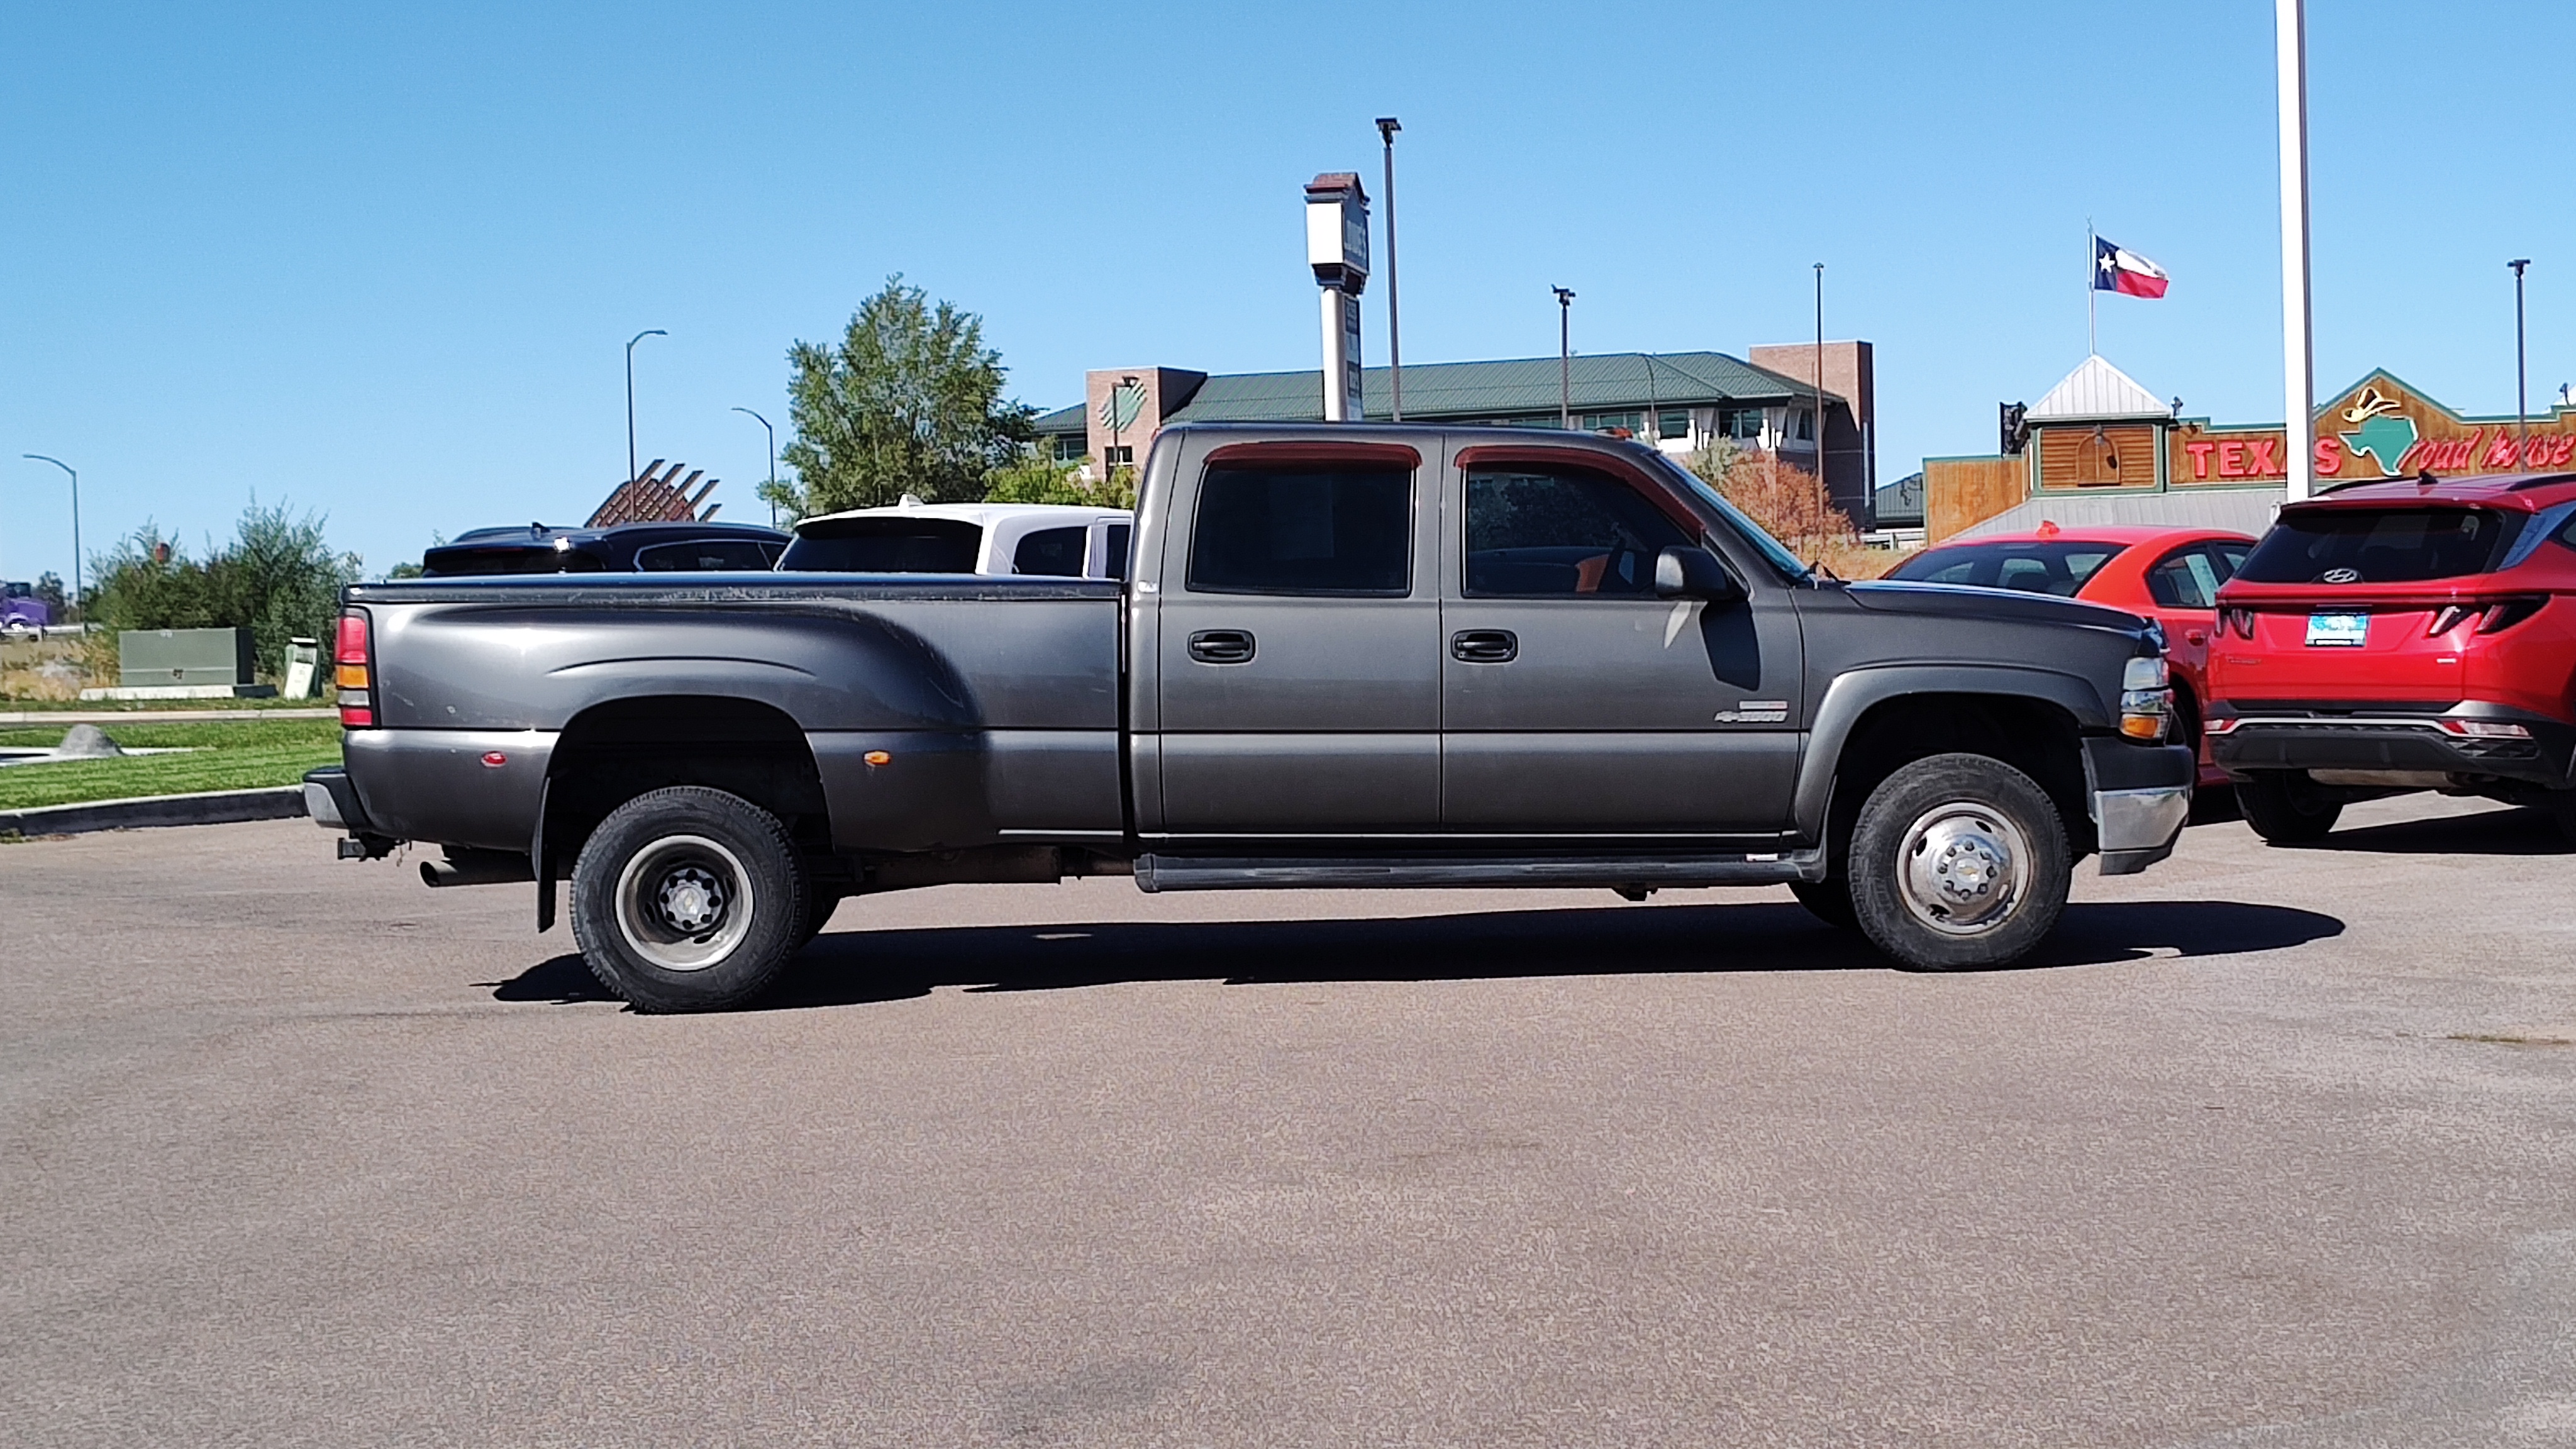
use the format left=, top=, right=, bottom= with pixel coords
left=863, top=750, right=892, bottom=767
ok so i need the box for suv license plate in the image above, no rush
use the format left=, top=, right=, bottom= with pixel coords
left=2305, top=611, right=2368, bottom=647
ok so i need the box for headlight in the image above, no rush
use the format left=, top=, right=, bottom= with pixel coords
left=2119, top=654, right=2172, bottom=741
left=2122, top=655, right=2170, bottom=692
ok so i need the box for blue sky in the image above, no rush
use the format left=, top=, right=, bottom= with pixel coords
left=4, top=0, right=2568, bottom=582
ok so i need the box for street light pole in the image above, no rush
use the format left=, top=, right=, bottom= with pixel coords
left=21, top=454, right=81, bottom=625
left=626, top=328, right=667, bottom=484
left=2511, top=259, right=2532, bottom=463
left=1552, top=286, right=1575, bottom=429
left=1376, top=116, right=1403, bottom=423
left=732, top=407, right=777, bottom=525
left=1813, top=262, right=1828, bottom=488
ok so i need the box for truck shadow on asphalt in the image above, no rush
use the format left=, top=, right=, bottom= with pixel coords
left=491, top=898, right=2344, bottom=1011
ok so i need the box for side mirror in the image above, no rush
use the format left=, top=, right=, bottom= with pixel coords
left=1655, top=545, right=1744, bottom=603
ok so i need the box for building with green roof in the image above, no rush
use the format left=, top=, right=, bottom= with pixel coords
left=1033, top=342, right=1879, bottom=522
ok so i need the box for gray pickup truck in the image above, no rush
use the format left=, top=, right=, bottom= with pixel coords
left=308, top=423, right=2193, bottom=1011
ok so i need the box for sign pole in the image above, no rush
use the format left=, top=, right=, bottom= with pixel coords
left=2275, top=0, right=2314, bottom=502
left=2087, top=220, right=2097, bottom=357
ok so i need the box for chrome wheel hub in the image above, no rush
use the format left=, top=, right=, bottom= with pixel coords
left=1896, top=802, right=2029, bottom=936
left=614, top=835, right=755, bottom=972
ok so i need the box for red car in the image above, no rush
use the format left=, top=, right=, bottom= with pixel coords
left=1885, top=523, right=2255, bottom=788
left=2207, top=471, right=2576, bottom=843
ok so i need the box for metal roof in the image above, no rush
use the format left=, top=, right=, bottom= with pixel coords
left=1031, top=352, right=1830, bottom=433
left=1031, top=403, right=1087, bottom=435
left=2027, top=355, right=2173, bottom=422
left=1955, top=486, right=2281, bottom=540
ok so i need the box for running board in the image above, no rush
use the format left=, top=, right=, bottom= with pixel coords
left=1133, top=849, right=1826, bottom=893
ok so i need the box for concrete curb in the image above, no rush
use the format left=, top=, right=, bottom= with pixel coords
left=0, top=786, right=308, bottom=838
left=0, top=708, right=340, bottom=726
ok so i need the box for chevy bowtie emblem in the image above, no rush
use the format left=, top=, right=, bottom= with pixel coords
left=2322, top=567, right=2362, bottom=584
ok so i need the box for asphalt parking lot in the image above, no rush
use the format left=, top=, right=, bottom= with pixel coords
left=5, top=797, right=2574, bottom=1448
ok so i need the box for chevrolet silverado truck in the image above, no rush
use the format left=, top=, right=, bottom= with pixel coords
left=306, top=424, right=2194, bottom=1012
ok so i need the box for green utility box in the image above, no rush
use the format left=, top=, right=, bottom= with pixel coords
left=119, top=628, right=256, bottom=687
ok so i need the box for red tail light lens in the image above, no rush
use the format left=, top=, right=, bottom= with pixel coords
left=2477, top=596, right=2547, bottom=634
left=335, top=609, right=374, bottom=727
left=2220, top=606, right=2257, bottom=639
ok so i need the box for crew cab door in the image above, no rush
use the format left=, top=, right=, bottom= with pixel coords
left=1437, top=443, right=1803, bottom=835
left=1146, top=438, right=1443, bottom=835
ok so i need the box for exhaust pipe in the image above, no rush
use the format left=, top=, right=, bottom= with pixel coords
left=421, top=848, right=535, bottom=888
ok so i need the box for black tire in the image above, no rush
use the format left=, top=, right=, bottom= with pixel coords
left=570, top=786, right=808, bottom=1013
left=1845, top=753, right=2071, bottom=972
left=2237, top=770, right=2343, bottom=845
left=2546, top=792, right=2576, bottom=847
left=1789, top=878, right=1858, bottom=931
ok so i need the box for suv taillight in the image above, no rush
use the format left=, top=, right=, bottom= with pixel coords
left=2428, top=596, right=2548, bottom=636
left=2221, top=606, right=2257, bottom=639
left=336, top=609, right=375, bottom=727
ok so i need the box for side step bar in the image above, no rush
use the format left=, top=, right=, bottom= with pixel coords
left=1133, top=849, right=1825, bottom=893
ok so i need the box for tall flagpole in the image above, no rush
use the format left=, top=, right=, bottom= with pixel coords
left=2276, top=0, right=2315, bottom=502
left=2088, top=220, right=2098, bottom=357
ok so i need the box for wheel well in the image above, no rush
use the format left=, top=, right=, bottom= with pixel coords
left=542, top=696, right=828, bottom=874
left=1825, top=693, right=2094, bottom=867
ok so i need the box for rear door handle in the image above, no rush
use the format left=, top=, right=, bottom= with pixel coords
left=2185, top=629, right=2208, bottom=645
left=1187, top=629, right=1255, bottom=665
left=1450, top=629, right=1518, bottom=663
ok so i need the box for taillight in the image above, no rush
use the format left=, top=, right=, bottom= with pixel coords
left=335, top=609, right=374, bottom=727
left=2477, top=596, right=2547, bottom=634
left=2221, top=606, right=2257, bottom=639
left=2428, top=597, right=2548, bottom=636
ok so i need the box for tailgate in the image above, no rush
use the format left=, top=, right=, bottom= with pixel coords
left=2219, top=601, right=2462, bottom=706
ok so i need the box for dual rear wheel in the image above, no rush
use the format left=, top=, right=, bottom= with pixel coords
left=571, top=786, right=816, bottom=1014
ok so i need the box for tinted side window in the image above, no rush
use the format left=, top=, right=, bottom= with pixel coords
left=1187, top=465, right=1411, bottom=595
left=1463, top=467, right=1693, bottom=597
left=1104, top=523, right=1132, bottom=580
left=2145, top=547, right=2224, bottom=609
left=778, top=519, right=982, bottom=573
left=1013, top=525, right=1088, bottom=577
left=635, top=539, right=779, bottom=572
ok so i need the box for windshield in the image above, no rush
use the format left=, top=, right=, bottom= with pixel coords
left=778, top=518, right=983, bottom=573
left=1886, top=540, right=2129, bottom=597
left=1646, top=455, right=1814, bottom=582
left=2235, top=506, right=2524, bottom=584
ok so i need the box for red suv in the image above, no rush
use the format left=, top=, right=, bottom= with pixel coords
left=2207, top=472, right=2576, bottom=842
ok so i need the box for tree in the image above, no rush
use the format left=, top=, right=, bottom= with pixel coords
left=32, top=573, right=66, bottom=615
left=87, top=501, right=360, bottom=679
left=774, top=275, right=1036, bottom=518
left=1685, top=440, right=1895, bottom=579
left=982, top=445, right=1137, bottom=509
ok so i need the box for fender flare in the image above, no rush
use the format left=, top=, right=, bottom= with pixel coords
left=1793, top=664, right=2111, bottom=840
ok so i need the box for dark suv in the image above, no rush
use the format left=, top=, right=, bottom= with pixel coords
left=420, top=520, right=789, bottom=577
left=2206, top=471, right=2576, bottom=841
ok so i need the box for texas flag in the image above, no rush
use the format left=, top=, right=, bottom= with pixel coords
left=2094, top=236, right=2170, bottom=298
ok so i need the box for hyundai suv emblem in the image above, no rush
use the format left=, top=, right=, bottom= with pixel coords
left=2322, top=567, right=2362, bottom=584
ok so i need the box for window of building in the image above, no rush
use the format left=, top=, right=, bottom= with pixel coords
left=1104, top=445, right=1135, bottom=467
left=1657, top=409, right=1692, bottom=441
left=1792, top=408, right=1814, bottom=443
left=1581, top=411, right=1643, bottom=437
left=1719, top=409, right=1765, bottom=441
left=1462, top=465, right=1694, bottom=597
left=1013, top=525, right=1089, bottom=577
left=1187, top=464, right=1413, bottom=596
left=1050, top=433, right=1087, bottom=462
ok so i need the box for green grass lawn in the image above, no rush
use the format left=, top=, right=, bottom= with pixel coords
left=0, top=719, right=343, bottom=811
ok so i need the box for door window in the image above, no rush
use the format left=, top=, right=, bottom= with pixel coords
left=1013, top=525, right=1089, bottom=576
left=1104, top=523, right=1133, bottom=580
left=1463, top=466, right=1694, bottom=597
left=2145, top=545, right=2226, bottom=609
left=1187, top=464, right=1412, bottom=596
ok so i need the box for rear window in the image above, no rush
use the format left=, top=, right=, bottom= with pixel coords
left=1885, top=540, right=2128, bottom=597
left=634, top=538, right=779, bottom=572
left=420, top=546, right=605, bottom=577
left=2236, top=507, right=2524, bottom=584
left=778, top=518, right=982, bottom=573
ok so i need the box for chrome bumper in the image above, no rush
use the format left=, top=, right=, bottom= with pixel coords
left=2092, top=784, right=2190, bottom=875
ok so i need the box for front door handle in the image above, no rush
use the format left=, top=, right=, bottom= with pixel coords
left=1187, top=628, right=1256, bottom=665
left=1450, top=629, right=1518, bottom=663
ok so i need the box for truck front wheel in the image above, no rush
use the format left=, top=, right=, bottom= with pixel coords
left=1845, top=753, right=2070, bottom=972
left=570, top=786, right=809, bottom=1013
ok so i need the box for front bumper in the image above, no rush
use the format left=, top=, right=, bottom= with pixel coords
left=2082, top=736, right=2194, bottom=876
left=2208, top=704, right=2576, bottom=789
